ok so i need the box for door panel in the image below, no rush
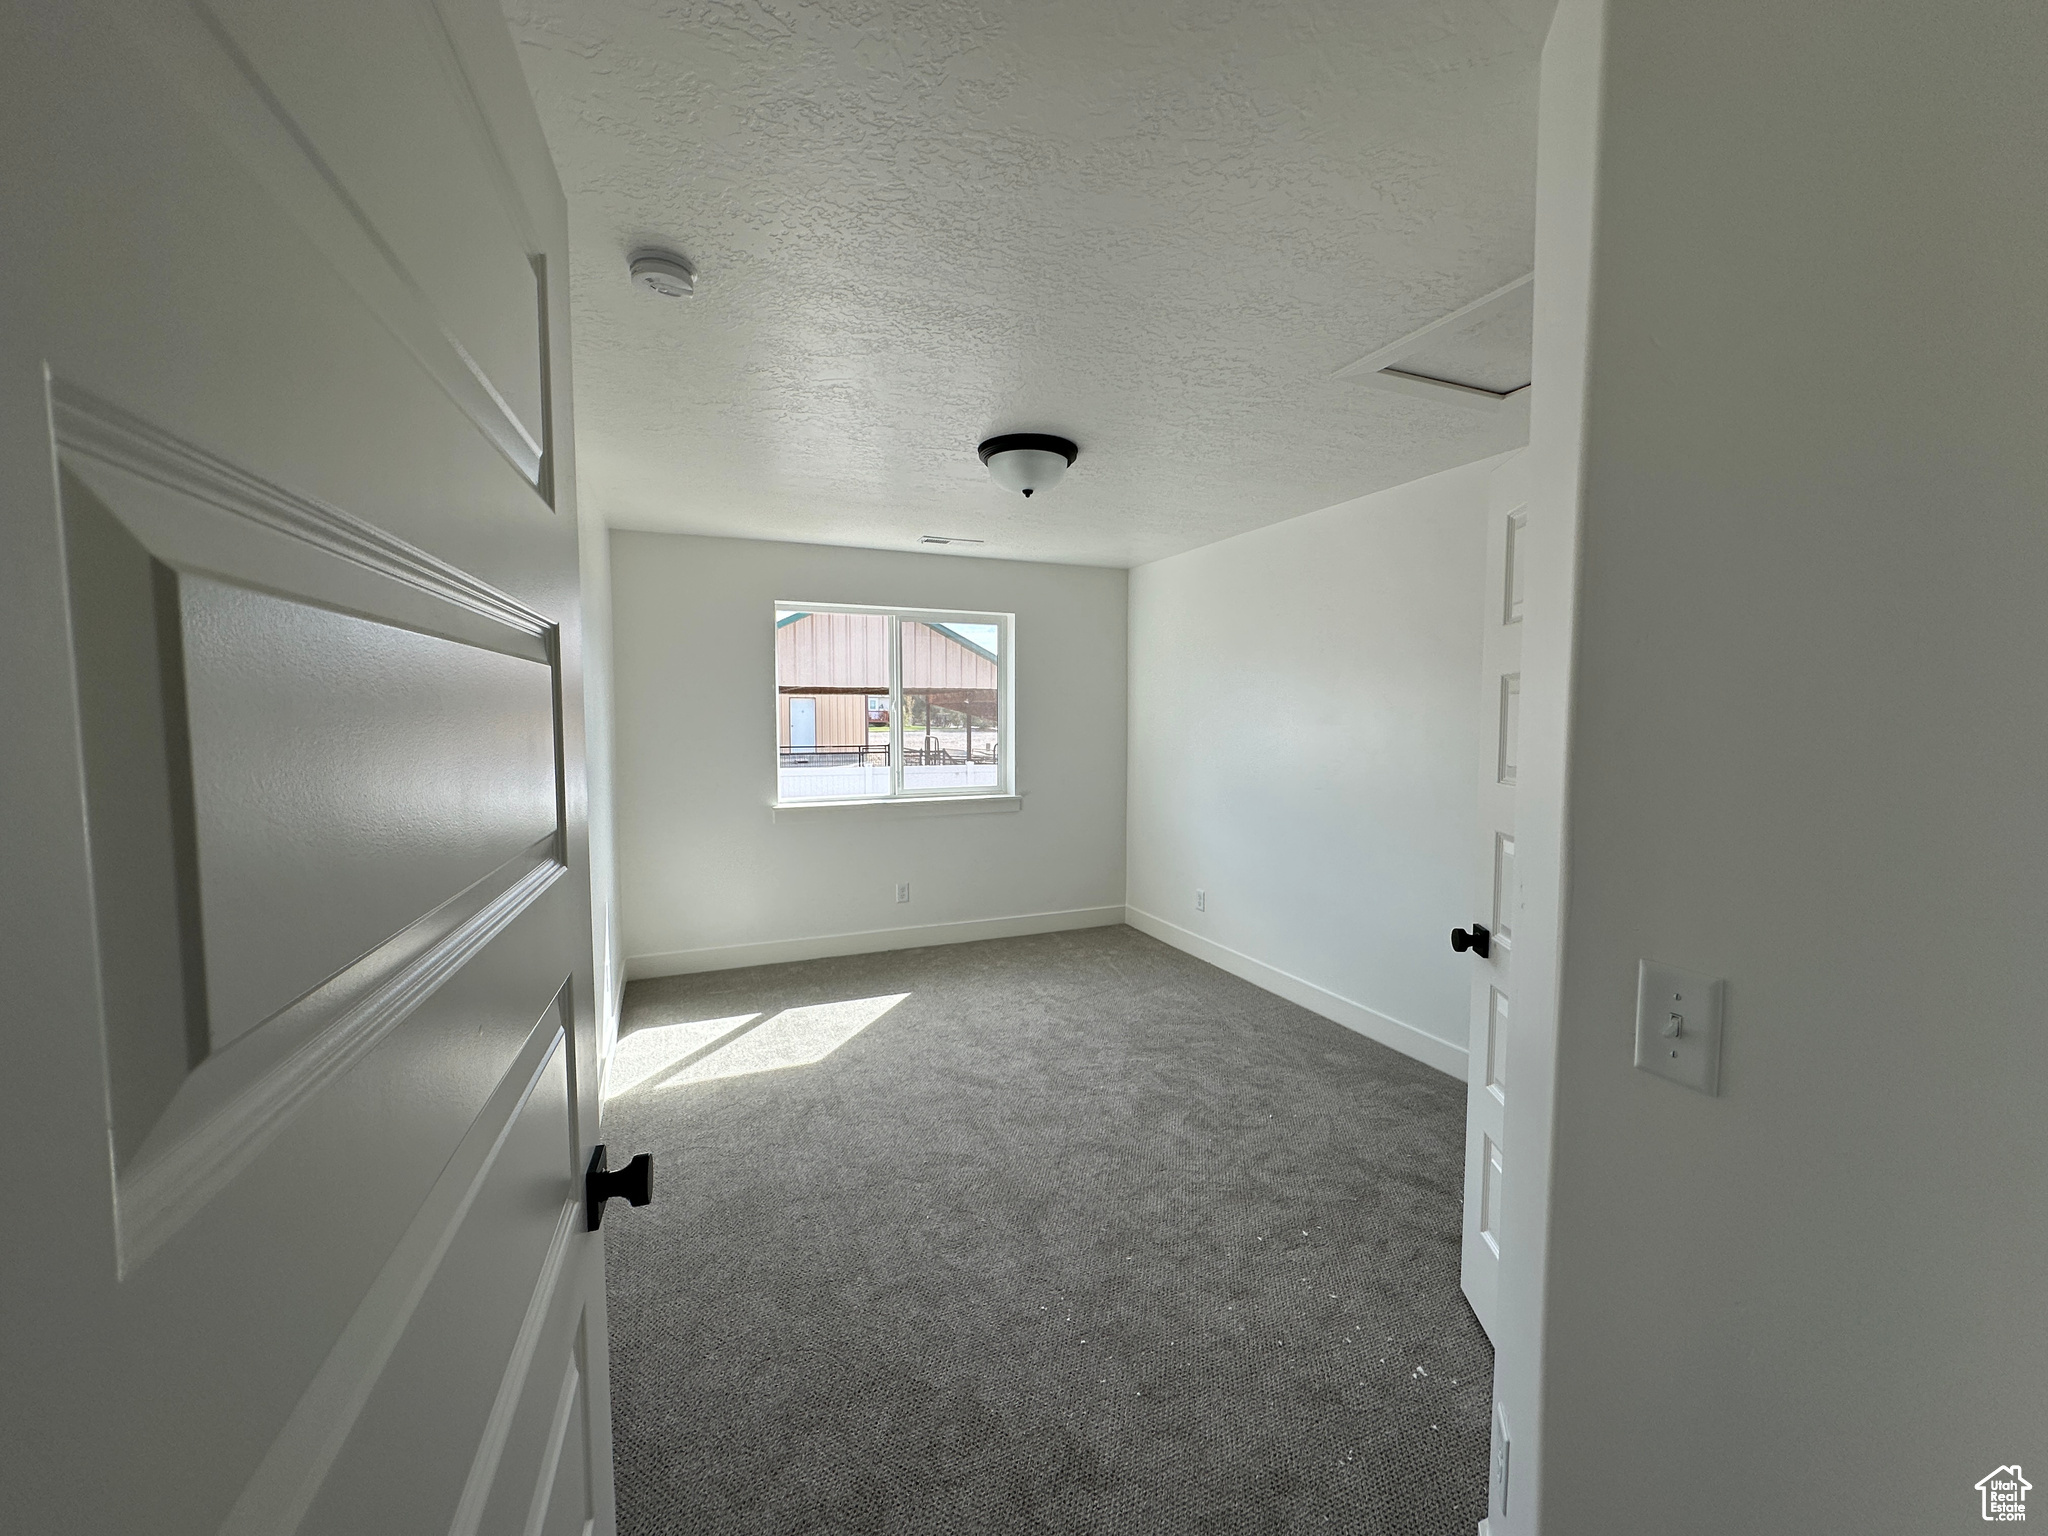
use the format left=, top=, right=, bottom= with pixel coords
left=298, top=1024, right=577, bottom=1536
left=180, top=572, right=556, bottom=1047
left=1491, top=833, right=1516, bottom=943
left=463, top=1270, right=603, bottom=1536
left=213, top=988, right=579, bottom=1536
left=1484, top=986, right=1510, bottom=1097
left=474, top=1313, right=597, bottom=1536
left=1461, top=454, right=1527, bottom=1339
left=201, top=0, right=550, bottom=472
left=525, top=1353, right=597, bottom=1536
left=0, top=2, right=615, bottom=1531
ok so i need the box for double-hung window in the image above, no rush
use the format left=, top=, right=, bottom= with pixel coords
left=774, top=603, right=1011, bottom=804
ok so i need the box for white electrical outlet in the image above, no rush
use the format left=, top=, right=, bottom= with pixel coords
left=895, top=883, right=911, bottom=904
left=1195, top=888, right=1206, bottom=912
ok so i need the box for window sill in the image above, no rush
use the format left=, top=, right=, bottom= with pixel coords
left=770, top=793, right=1022, bottom=821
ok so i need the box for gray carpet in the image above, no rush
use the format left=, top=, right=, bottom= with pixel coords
left=603, top=925, right=1490, bottom=1535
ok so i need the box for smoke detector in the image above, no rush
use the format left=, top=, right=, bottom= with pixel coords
left=978, top=434, right=1079, bottom=498
left=629, top=249, right=695, bottom=298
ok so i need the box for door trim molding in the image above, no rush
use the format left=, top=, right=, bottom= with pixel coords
left=53, top=381, right=549, bottom=645
left=116, top=849, right=565, bottom=1276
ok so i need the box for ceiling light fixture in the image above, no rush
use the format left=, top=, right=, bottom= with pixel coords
left=629, top=249, right=695, bottom=298
left=977, top=433, right=1078, bottom=498
left=919, top=535, right=985, bottom=546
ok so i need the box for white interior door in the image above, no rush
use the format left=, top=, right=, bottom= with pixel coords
left=1460, top=452, right=1528, bottom=1340
left=0, top=2, right=617, bottom=1531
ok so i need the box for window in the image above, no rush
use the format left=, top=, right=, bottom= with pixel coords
left=774, top=604, right=1010, bottom=803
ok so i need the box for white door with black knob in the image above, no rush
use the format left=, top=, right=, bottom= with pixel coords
left=0, top=1, right=636, bottom=1530
left=1459, top=453, right=1527, bottom=1341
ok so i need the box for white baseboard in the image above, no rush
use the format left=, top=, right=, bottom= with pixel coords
left=1123, top=905, right=1467, bottom=1081
left=625, top=904, right=1127, bottom=981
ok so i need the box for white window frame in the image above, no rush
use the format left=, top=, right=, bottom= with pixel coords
left=772, top=601, right=1015, bottom=807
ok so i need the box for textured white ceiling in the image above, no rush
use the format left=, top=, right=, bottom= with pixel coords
left=506, top=0, right=1543, bottom=567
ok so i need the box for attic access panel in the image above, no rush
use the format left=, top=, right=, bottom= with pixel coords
left=1337, top=274, right=1534, bottom=412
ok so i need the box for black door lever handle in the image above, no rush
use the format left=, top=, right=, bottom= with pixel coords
left=1450, top=924, right=1492, bottom=959
left=585, top=1144, right=654, bottom=1231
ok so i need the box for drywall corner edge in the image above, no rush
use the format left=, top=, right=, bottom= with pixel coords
left=1124, top=905, right=1469, bottom=1081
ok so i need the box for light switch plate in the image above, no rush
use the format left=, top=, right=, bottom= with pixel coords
left=1634, top=960, right=1723, bottom=1095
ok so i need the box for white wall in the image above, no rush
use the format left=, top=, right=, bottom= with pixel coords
left=1505, top=2, right=2048, bottom=1531
left=611, top=533, right=1127, bottom=974
left=1125, top=456, right=1501, bottom=1079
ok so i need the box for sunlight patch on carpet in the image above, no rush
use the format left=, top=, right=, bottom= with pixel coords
left=607, top=1013, right=761, bottom=1099
left=659, top=993, right=910, bottom=1088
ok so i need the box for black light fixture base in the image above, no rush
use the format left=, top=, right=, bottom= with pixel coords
left=976, top=433, right=1079, bottom=466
